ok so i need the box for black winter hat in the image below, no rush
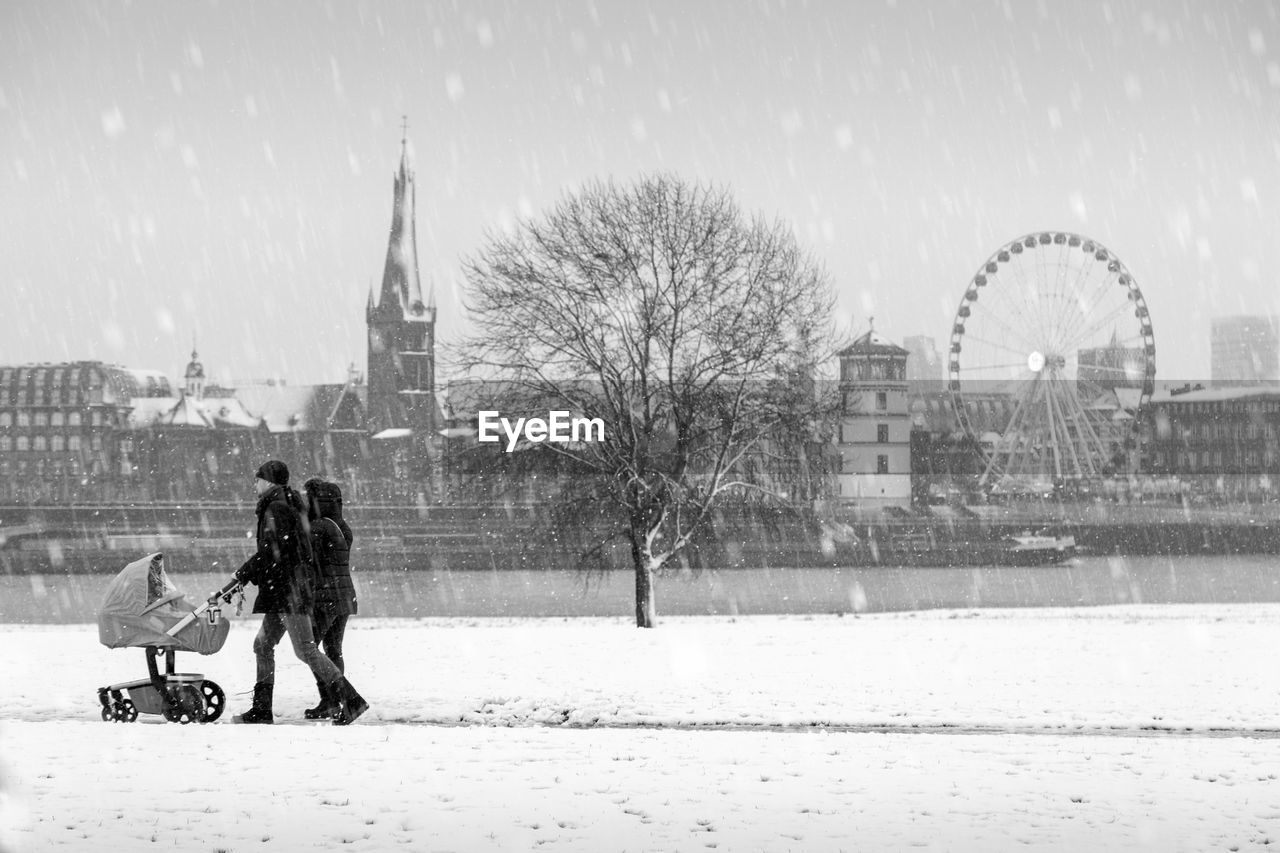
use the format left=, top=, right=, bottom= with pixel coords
left=255, top=460, right=290, bottom=486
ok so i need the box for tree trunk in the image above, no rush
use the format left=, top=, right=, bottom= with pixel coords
left=631, top=536, right=657, bottom=628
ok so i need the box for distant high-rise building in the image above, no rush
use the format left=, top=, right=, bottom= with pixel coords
left=903, top=334, right=943, bottom=382
left=1211, top=315, right=1280, bottom=385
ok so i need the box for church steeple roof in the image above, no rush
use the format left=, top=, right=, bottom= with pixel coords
left=376, top=118, right=429, bottom=321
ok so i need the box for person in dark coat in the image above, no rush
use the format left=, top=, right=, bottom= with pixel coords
left=301, top=478, right=358, bottom=720
left=231, top=460, right=369, bottom=726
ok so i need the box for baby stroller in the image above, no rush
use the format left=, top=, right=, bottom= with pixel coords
left=96, top=552, right=242, bottom=724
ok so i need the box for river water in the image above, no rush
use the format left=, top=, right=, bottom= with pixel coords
left=3, top=555, right=1278, bottom=624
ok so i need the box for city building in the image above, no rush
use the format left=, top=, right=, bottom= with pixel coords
left=1143, top=383, right=1280, bottom=499
left=907, top=382, right=1016, bottom=501
left=834, top=327, right=912, bottom=507
left=1210, top=315, right=1280, bottom=385
left=0, top=362, right=141, bottom=502
left=0, top=132, right=442, bottom=505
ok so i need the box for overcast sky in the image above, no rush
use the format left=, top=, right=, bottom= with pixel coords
left=2, top=0, right=1277, bottom=385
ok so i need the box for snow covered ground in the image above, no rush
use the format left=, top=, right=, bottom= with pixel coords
left=3, top=605, right=1280, bottom=851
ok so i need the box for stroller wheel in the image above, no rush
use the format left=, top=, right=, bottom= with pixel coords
left=162, top=684, right=203, bottom=725
left=199, top=681, right=226, bottom=723
left=103, top=698, right=137, bottom=723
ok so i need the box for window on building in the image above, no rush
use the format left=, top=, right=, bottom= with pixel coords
left=91, top=435, right=102, bottom=451
left=33, top=412, right=47, bottom=427
left=16, top=412, right=29, bottom=427
left=876, top=391, right=887, bottom=411
left=51, top=435, right=64, bottom=452
left=51, top=411, right=63, bottom=427
left=16, top=436, right=29, bottom=451
left=68, top=412, right=81, bottom=427
left=0, top=412, right=9, bottom=427
left=0, top=436, right=9, bottom=451
left=33, top=436, right=47, bottom=451
left=877, top=424, right=889, bottom=443
left=877, top=454, right=889, bottom=474
left=68, top=436, right=80, bottom=451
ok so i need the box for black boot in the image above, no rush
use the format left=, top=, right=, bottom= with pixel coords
left=331, top=677, right=369, bottom=726
left=232, top=682, right=274, bottom=724
left=304, top=681, right=339, bottom=720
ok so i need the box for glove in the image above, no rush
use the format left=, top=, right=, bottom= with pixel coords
left=234, top=566, right=253, bottom=585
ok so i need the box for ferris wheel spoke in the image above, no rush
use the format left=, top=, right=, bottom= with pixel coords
left=1007, top=378, right=1047, bottom=484
left=1053, top=250, right=1102, bottom=338
left=954, top=331, right=1038, bottom=366
left=1021, top=382, right=1050, bottom=483
left=963, top=360, right=1033, bottom=375
left=1058, top=264, right=1122, bottom=350
left=1044, top=255, right=1104, bottom=352
left=1041, top=380, right=1064, bottom=480
left=963, top=299, right=1044, bottom=357
left=1043, top=380, right=1080, bottom=479
left=1046, top=245, right=1073, bottom=335
left=980, top=374, right=1035, bottom=485
left=1057, top=377, right=1091, bottom=477
left=1054, top=292, right=1120, bottom=355
left=1005, top=257, right=1054, bottom=347
left=981, top=270, right=1054, bottom=350
left=1060, top=297, right=1138, bottom=354
left=1056, top=377, right=1111, bottom=475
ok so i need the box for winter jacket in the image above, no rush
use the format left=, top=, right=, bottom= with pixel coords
left=235, top=484, right=315, bottom=614
left=308, top=482, right=358, bottom=615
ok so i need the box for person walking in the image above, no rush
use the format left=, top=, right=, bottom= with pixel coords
left=301, top=478, right=358, bottom=720
left=231, top=460, right=369, bottom=726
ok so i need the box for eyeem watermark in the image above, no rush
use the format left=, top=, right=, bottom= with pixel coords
left=477, top=411, right=606, bottom=452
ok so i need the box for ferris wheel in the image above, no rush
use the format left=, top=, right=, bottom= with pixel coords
left=947, top=232, right=1156, bottom=492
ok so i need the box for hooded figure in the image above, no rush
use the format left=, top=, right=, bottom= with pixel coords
left=231, top=461, right=369, bottom=726
left=301, top=478, right=359, bottom=720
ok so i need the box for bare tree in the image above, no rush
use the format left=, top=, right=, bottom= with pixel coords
left=455, top=174, right=839, bottom=627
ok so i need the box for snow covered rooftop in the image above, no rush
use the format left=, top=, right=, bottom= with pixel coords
left=125, top=394, right=262, bottom=430
left=234, top=383, right=354, bottom=432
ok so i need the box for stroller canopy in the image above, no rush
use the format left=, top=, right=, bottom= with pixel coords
left=98, top=553, right=230, bottom=654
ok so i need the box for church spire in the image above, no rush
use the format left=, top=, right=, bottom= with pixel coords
left=376, top=119, right=427, bottom=319
left=365, top=124, right=438, bottom=436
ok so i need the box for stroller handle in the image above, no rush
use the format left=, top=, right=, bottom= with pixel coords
left=165, top=577, right=245, bottom=639
left=207, top=577, right=243, bottom=605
